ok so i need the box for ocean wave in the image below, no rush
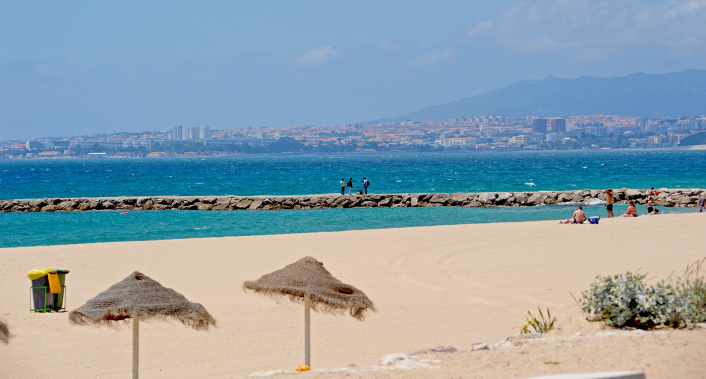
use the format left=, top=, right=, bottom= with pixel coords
left=586, top=198, right=606, bottom=206
left=525, top=182, right=536, bottom=186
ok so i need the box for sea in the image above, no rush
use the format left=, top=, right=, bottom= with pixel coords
left=1, top=150, right=704, bottom=248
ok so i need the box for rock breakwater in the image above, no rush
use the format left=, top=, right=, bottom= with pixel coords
left=1, top=188, right=703, bottom=213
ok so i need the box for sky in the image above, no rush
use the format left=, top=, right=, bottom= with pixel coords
left=1, top=0, right=706, bottom=140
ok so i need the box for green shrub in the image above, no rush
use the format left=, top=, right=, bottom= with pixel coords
left=578, top=258, right=706, bottom=328
left=517, top=307, right=556, bottom=334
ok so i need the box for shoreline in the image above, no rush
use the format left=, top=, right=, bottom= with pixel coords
left=2, top=146, right=703, bottom=161
left=2, top=188, right=703, bottom=213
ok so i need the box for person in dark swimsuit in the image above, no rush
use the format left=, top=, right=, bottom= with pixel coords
left=647, top=198, right=654, bottom=214
left=605, top=188, right=615, bottom=218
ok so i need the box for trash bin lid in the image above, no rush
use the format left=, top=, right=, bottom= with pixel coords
left=28, top=268, right=52, bottom=280
left=51, top=269, right=70, bottom=274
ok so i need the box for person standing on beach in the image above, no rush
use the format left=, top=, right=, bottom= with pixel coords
left=347, top=177, right=353, bottom=195
left=605, top=188, right=615, bottom=218
left=362, top=177, right=369, bottom=194
left=647, top=198, right=654, bottom=214
left=698, top=193, right=705, bottom=213
left=340, top=179, right=345, bottom=195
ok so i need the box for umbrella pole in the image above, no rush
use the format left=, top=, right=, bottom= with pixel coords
left=304, top=293, right=311, bottom=367
left=133, top=316, right=139, bottom=379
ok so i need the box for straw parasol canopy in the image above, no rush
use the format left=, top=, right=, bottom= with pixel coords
left=69, top=271, right=216, bottom=379
left=69, top=271, right=215, bottom=330
left=244, top=256, right=375, bottom=368
left=243, top=256, right=375, bottom=320
left=0, top=319, right=10, bottom=345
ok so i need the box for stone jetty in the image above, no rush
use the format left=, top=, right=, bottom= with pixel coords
left=1, top=188, right=703, bottom=213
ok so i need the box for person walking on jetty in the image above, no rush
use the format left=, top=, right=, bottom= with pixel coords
left=340, top=179, right=345, bottom=195
left=605, top=188, right=615, bottom=218
left=362, top=177, right=370, bottom=194
left=698, top=193, right=705, bottom=213
left=560, top=206, right=588, bottom=224
left=347, top=178, right=353, bottom=195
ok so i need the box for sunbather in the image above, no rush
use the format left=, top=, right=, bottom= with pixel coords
left=621, top=200, right=638, bottom=217
left=560, top=206, right=588, bottom=224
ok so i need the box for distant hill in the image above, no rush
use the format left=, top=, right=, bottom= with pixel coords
left=368, top=69, right=706, bottom=124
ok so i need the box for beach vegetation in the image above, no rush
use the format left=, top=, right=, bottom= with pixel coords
left=578, top=258, right=706, bottom=329
left=517, top=307, right=556, bottom=334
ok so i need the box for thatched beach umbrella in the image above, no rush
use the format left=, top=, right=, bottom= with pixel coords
left=243, top=256, right=375, bottom=367
left=0, top=319, right=10, bottom=345
left=69, top=271, right=216, bottom=379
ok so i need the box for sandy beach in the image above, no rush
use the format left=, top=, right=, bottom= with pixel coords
left=1, top=213, right=704, bottom=378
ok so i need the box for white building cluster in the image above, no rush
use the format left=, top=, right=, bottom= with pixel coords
left=169, top=125, right=210, bottom=140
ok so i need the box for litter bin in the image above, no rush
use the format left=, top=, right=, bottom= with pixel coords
left=52, top=270, right=70, bottom=311
left=28, top=269, right=53, bottom=312
left=28, top=269, right=69, bottom=312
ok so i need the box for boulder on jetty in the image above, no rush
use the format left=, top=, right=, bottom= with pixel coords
left=0, top=189, right=703, bottom=213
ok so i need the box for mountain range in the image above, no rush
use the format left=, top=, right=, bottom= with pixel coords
left=367, top=69, right=706, bottom=124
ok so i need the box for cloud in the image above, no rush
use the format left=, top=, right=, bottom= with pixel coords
left=466, top=20, right=493, bottom=39
left=470, top=0, right=706, bottom=56
left=377, top=39, right=401, bottom=51
left=411, top=48, right=455, bottom=67
left=295, top=45, right=341, bottom=67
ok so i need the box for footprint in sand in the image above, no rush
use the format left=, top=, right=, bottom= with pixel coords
left=396, top=274, right=445, bottom=291
left=513, top=294, right=568, bottom=308
left=466, top=295, right=507, bottom=307
left=445, top=271, right=489, bottom=288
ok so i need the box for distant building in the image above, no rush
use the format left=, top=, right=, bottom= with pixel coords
left=203, top=138, right=277, bottom=147
left=550, top=118, right=566, bottom=133
left=26, top=141, right=42, bottom=149
left=73, top=140, right=153, bottom=149
left=38, top=151, right=61, bottom=156
left=634, top=118, right=649, bottom=129
left=172, top=125, right=184, bottom=140
left=26, top=140, right=71, bottom=150
left=199, top=126, right=210, bottom=139
left=187, top=127, right=199, bottom=140
left=532, top=119, right=547, bottom=133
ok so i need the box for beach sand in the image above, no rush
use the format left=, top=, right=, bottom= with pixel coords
left=0, top=213, right=704, bottom=378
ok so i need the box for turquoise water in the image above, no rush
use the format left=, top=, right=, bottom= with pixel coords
left=0, top=203, right=694, bottom=248
left=0, top=151, right=703, bottom=248
left=1, top=151, right=705, bottom=199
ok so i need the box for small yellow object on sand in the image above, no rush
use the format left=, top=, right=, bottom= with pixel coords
left=296, top=365, right=310, bottom=372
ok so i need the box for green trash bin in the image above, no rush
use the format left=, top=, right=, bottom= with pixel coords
left=52, top=270, right=69, bottom=311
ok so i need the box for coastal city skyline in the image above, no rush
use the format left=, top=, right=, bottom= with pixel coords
left=3, top=113, right=705, bottom=158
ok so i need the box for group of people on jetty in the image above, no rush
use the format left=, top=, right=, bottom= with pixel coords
left=340, top=177, right=371, bottom=195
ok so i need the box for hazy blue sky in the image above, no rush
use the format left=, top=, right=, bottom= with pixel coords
left=2, top=0, right=705, bottom=139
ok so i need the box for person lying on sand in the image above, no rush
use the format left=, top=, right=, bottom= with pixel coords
left=649, top=208, right=660, bottom=215
left=560, top=206, right=588, bottom=224
left=621, top=200, right=638, bottom=217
